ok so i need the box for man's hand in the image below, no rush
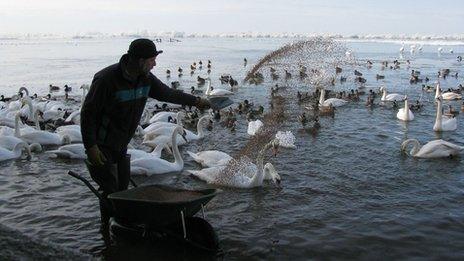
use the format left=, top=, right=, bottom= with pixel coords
left=195, top=97, right=212, bottom=110
left=87, top=145, right=107, bottom=166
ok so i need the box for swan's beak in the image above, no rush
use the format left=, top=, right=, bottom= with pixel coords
left=181, top=131, right=188, bottom=142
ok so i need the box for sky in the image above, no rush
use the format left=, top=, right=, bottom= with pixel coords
left=0, top=0, right=463, bottom=35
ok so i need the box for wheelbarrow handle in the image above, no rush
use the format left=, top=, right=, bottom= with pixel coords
left=68, top=170, right=105, bottom=202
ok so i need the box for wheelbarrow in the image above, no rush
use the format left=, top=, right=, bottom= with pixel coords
left=67, top=170, right=221, bottom=252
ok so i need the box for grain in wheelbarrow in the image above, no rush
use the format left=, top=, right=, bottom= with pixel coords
left=126, top=187, right=204, bottom=202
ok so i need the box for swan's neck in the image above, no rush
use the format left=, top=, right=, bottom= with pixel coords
left=435, top=84, right=441, bottom=99
left=319, top=89, right=325, bottom=105
left=23, top=97, right=35, bottom=122
left=409, top=139, right=421, bottom=156
left=250, top=144, right=270, bottom=186
left=14, top=114, right=21, bottom=137
left=34, top=110, right=40, bottom=130
left=404, top=99, right=409, bottom=119
left=81, top=87, right=86, bottom=103
left=381, top=89, right=387, bottom=100
left=19, top=87, right=30, bottom=97
left=171, top=128, right=183, bottom=167
left=152, top=142, right=166, bottom=157
left=196, top=117, right=208, bottom=138
left=435, top=99, right=442, bottom=129
left=176, top=113, right=184, bottom=127
left=205, top=81, right=211, bottom=95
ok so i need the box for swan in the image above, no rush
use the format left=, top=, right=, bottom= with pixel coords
left=401, top=139, right=463, bottom=158
left=80, top=84, right=90, bottom=103
left=435, top=83, right=460, bottom=100
left=64, top=110, right=81, bottom=124
left=144, top=115, right=212, bottom=143
left=380, top=86, right=405, bottom=102
left=46, top=144, right=86, bottom=159
left=144, top=111, right=184, bottom=134
left=205, top=80, right=233, bottom=96
left=56, top=128, right=82, bottom=143
left=130, top=126, right=187, bottom=175
left=187, top=150, right=233, bottom=167
left=396, top=97, right=414, bottom=121
left=14, top=113, right=72, bottom=145
left=434, top=96, right=457, bottom=132
left=149, top=111, right=181, bottom=124
left=187, top=140, right=281, bottom=188
left=319, top=89, right=347, bottom=107
left=399, top=44, right=405, bottom=53
left=128, top=137, right=172, bottom=159
left=247, top=119, right=263, bottom=136
left=0, top=142, right=31, bottom=162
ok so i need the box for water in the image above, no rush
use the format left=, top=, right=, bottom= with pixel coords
left=0, top=37, right=464, bottom=260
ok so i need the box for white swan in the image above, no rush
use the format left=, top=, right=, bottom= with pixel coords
left=149, top=111, right=179, bottom=124
left=434, top=83, right=461, bottom=100
left=319, top=89, right=347, bottom=107
left=401, top=139, right=463, bottom=158
left=128, top=138, right=172, bottom=159
left=56, top=127, right=82, bottom=143
left=380, top=86, right=405, bottom=102
left=144, top=115, right=212, bottom=144
left=0, top=142, right=31, bottom=162
left=187, top=150, right=233, bottom=168
left=396, top=97, right=414, bottom=121
left=13, top=113, right=72, bottom=145
left=187, top=140, right=281, bottom=188
left=64, top=110, right=81, bottom=124
left=130, top=126, right=187, bottom=175
left=46, top=144, right=86, bottom=159
left=205, top=80, right=233, bottom=96
left=247, top=119, right=263, bottom=136
left=143, top=111, right=184, bottom=134
left=434, top=96, right=457, bottom=132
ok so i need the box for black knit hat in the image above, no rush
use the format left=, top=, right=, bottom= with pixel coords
left=128, top=38, right=163, bottom=59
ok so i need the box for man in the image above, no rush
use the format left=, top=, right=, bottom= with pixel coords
left=80, top=38, right=210, bottom=225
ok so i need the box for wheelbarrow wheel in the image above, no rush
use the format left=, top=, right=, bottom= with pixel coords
left=166, top=217, right=219, bottom=252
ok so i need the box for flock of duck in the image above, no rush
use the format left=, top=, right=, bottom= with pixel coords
left=289, top=57, right=464, bottom=158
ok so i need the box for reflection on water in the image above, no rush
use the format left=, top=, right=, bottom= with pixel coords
left=0, top=37, right=464, bottom=259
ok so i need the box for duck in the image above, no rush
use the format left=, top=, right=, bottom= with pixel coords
left=433, top=96, right=457, bottom=132
left=396, top=97, right=414, bottom=121
left=380, top=86, right=405, bottom=102
left=0, top=142, right=31, bottom=162
left=401, top=139, right=463, bottom=158
left=187, top=150, right=233, bottom=168
left=187, top=139, right=281, bottom=188
left=131, top=126, right=187, bottom=175
left=205, top=80, right=233, bottom=96
left=319, top=88, right=347, bottom=107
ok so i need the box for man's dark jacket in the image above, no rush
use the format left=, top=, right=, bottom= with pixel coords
left=81, top=54, right=197, bottom=154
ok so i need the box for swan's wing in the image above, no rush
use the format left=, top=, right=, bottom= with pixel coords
left=130, top=157, right=179, bottom=175
left=417, top=140, right=463, bottom=158
left=195, top=151, right=233, bottom=167
left=130, top=166, right=148, bottom=175
left=442, top=117, right=457, bottom=131
left=46, top=150, right=74, bottom=159
left=187, top=166, right=224, bottom=183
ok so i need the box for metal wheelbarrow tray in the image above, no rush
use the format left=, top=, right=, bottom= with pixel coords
left=108, top=185, right=218, bottom=227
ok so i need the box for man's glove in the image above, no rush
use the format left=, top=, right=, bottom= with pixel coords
left=87, top=145, right=107, bottom=166
left=195, top=97, right=212, bottom=110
